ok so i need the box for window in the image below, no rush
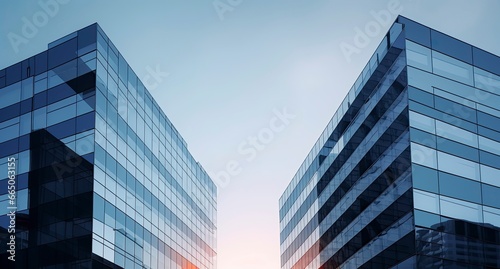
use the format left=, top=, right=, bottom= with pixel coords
left=414, top=189, right=440, bottom=214
left=411, top=143, right=437, bottom=169
left=482, top=184, right=500, bottom=209
left=437, top=151, right=480, bottom=181
left=0, top=81, right=21, bottom=109
left=432, top=51, right=473, bottom=85
left=406, top=41, right=432, bottom=72
left=440, top=195, right=482, bottom=223
left=439, top=172, right=481, bottom=203
left=479, top=136, right=500, bottom=156
left=410, top=111, right=435, bottom=133
left=435, top=120, right=477, bottom=147
left=483, top=206, right=500, bottom=227
left=412, top=164, right=438, bottom=193
left=480, top=164, right=500, bottom=188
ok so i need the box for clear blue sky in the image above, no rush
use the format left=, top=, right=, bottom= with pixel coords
left=1, top=1, right=500, bottom=268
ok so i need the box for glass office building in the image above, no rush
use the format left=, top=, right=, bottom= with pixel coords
left=0, top=24, right=217, bottom=268
left=279, top=16, right=500, bottom=268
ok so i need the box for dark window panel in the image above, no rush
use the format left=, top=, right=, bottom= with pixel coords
left=436, top=137, right=479, bottom=162
left=77, top=23, right=97, bottom=56
left=35, top=51, right=48, bottom=75
left=480, top=150, right=500, bottom=170
left=412, top=164, right=438, bottom=193
left=482, top=184, right=500, bottom=209
left=410, top=128, right=436, bottom=148
left=47, top=84, right=75, bottom=105
left=76, top=112, right=95, bottom=133
left=19, top=133, right=30, bottom=152
left=434, top=95, right=476, bottom=123
left=473, top=47, right=500, bottom=76
left=398, top=16, right=431, bottom=47
left=478, top=126, right=500, bottom=143
left=478, top=110, right=500, bottom=133
left=21, top=57, right=35, bottom=79
left=409, top=86, right=433, bottom=106
left=48, top=37, right=78, bottom=69
left=439, top=172, right=481, bottom=203
left=33, top=91, right=48, bottom=109
left=431, top=30, right=473, bottom=64
left=20, top=98, right=32, bottom=114
left=118, top=53, right=127, bottom=85
left=414, top=210, right=441, bottom=229
left=0, top=137, right=18, bottom=158
left=6, top=62, right=22, bottom=86
left=0, top=102, right=21, bottom=123
left=0, top=76, right=5, bottom=88
left=46, top=117, right=76, bottom=139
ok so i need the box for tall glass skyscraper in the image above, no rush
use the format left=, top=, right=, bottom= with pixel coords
left=0, top=24, right=217, bottom=268
left=279, top=16, right=500, bottom=268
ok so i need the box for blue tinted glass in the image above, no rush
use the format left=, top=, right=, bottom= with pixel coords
left=480, top=151, right=500, bottom=170
left=398, top=17, right=431, bottom=47
left=5, top=63, right=22, bottom=86
left=410, top=128, right=436, bottom=148
left=35, top=51, right=48, bottom=75
left=94, top=194, right=105, bottom=221
left=76, top=112, right=95, bottom=133
left=434, top=96, right=476, bottom=123
left=436, top=137, right=479, bottom=162
left=431, top=30, right=472, bottom=64
left=478, top=111, right=500, bottom=133
left=482, top=184, right=500, bottom=209
left=77, top=24, right=97, bottom=55
left=412, top=164, right=438, bottom=193
left=439, top=172, right=481, bottom=203
left=33, top=91, right=47, bottom=109
left=409, top=86, right=433, bottom=105
left=478, top=126, right=500, bottom=143
left=118, top=54, right=127, bottom=84
left=46, top=118, right=76, bottom=139
left=48, top=38, right=77, bottom=69
left=473, top=47, right=500, bottom=76
left=47, top=83, right=75, bottom=104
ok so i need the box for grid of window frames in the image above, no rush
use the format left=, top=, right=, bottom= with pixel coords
left=405, top=17, right=500, bottom=268
left=92, top=24, right=216, bottom=269
left=279, top=16, right=500, bottom=269
left=0, top=23, right=216, bottom=269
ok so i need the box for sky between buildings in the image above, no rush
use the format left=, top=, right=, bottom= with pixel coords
left=1, top=1, right=500, bottom=268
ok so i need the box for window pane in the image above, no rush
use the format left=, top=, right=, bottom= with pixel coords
left=439, top=172, right=481, bottom=203
left=482, top=184, right=500, bottom=209
left=412, top=164, right=438, bottom=193
left=483, top=206, right=500, bottom=227
left=0, top=81, right=21, bottom=109
left=432, top=51, right=473, bottom=85
left=414, top=189, right=440, bottom=214
left=440, top=195, right=482, bottom=223
left=407, top=41, right=432, bottom=72
left=436, top=120, right=477, bottom=147
left=481, top=164, right=500, bottom=188
left=479, top=136, right=500, bottom=156
left=411, top=143, right=437, bottom=169
left=437, top=151, right=480, bottom=181
left=410, top=111, right=435, bottom=133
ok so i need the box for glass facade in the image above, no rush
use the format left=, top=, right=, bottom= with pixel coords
left=0, top=24, right=216, bottom=269
left=279, top=16, right=500, bottom=268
